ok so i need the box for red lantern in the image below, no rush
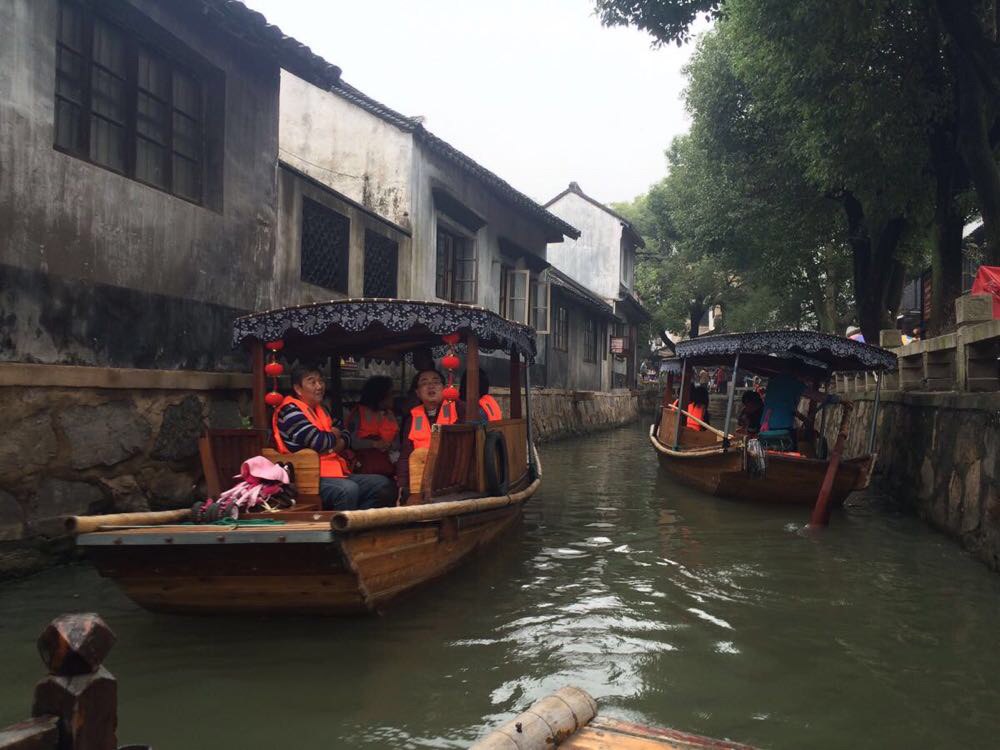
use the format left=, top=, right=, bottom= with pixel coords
left=442, top=332, right=461, bottom=346
left=441, top=354, right=461, bottom=371
left=264, top=391, right=284, bottom=407
left=442, top=385, right=460, bottom=402
left=265, top=339, right=285, bottom=352
left=264, top=362, right=284, bottom=377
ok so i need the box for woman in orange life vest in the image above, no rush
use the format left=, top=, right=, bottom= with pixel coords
left=397, top=368, right=461, bottom=503
left=272, top=364, right=395, bottom=511
left=459, top=367, right=503, bottom=423
left=672, top=384, right=711, bottom=431
left=346, top=376, right=399, bottom=479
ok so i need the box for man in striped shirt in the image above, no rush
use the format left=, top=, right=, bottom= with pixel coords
left=274, top=364, right=395, bottom=511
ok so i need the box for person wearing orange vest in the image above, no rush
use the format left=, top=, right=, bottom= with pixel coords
left=672, top=385, right=710, bottom=431
left=273, top=364, right=394, bottom=511
left=398, top=368, right=460, bottom=503
left=459, top=368, right=503, bottom=422
left=346, top=376, right=400, bottom=478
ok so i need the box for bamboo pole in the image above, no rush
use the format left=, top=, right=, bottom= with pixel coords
left=331, top=478, right=540, bottom=531
left=469, top=686, right=598, bottom=750
left=809, top=401, right=854, bottom=527
left=664, top=404, right=732, bottom=439
left=672, top=360, right=689, bottom=450
left=66, top=509, right=192, bottom=535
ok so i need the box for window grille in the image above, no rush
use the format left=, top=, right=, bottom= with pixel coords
left=301, top=198, right=350, bottom=293
left=553, top=305, right=569, bottom=352
left=363, top=230, right=398, bottom=298
left=54, top=0, right=206, bottom=203
left=436, top=226, right=477, bottom=303
left=584, top=317, right=597, bottom=362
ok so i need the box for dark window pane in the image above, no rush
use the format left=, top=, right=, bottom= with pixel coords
left=435, top=232, right=451, bottom=299
left=301, top=198, right=350, bottom=293
left=91, top=66, right=126, bottom=123
left=136, top=137, right=167, bottom=187
left=92, top=19, right=125, bottom=75
left=363, top=230, right=398, bottom=298
left=54, top=99, right=81, bottom=150
left=173, top=70, right=201, bottom=118
left=58, top=2, right=84, bottom=51
left=137, top=91, right=168, bottom=144
left=56, top=47, right=84, bottom=102
left=91, top=117, right=125, bottom=170
left=172, top=112, right=201, bottom=159
left=137, top=49, right=169, bottom=100
left=172, top=154, right=200, bottom=201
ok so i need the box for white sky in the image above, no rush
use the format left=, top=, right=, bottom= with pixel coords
left=242, top=0, right=704, bottom=206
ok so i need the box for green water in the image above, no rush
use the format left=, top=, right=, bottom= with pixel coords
left=2, top=423, right=1000, bottom=749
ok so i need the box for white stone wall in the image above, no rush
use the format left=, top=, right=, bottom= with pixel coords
left=544, top=192, right=625, bottom=301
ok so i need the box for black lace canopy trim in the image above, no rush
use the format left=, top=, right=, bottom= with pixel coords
left=232, top=299, right=537, bottom=362
left=675, top=331, right=897, bottom=372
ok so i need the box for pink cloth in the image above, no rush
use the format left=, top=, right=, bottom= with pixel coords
left=239, top=456, right=289, bottom=484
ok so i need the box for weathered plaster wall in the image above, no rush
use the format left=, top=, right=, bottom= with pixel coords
left=823, top=391, right=1000, bottom=571
left=278, top=71, right=413, bottom=228
left=545, top=192, right=623, bottom=301
left=0, top=384, right=250, bottom=579
left=542, top=287, right=610, bottom=391
left=0, top=0, right=281, bottom=369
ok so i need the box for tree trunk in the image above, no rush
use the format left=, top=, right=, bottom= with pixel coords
left=840, top=191, right=906, bottom=344
left=929, top=118, right=967, bottom=335
left=688, top=301, right=704, bottom=339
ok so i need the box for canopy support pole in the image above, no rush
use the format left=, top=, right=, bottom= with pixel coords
left=465, top=335, right=480, bottom=422
left=672, top=359, right=689, bottom=451
left=721, top=353, right=740, bottom=451
left=867, top=371, right=882, bottom=455
left=329, top=354, right=343, bottom=421
left=525, top=364, right=536, bottom=480
left=809, top=401, right=854, bottom=527
left=251, top=340, right=266, bottom=429
left=509, top=351, right=522, bottom=419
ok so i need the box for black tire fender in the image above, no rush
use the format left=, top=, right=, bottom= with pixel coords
left=484, top=430, right=509, bottom=496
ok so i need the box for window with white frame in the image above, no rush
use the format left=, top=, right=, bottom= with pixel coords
left=529, top=273, right=550, bottom=333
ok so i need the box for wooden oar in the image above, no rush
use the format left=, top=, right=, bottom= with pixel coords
left=663, top=404, right=733, bottom=440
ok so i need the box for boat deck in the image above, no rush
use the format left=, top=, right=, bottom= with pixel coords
left=562, top=716, right=753, bottom=750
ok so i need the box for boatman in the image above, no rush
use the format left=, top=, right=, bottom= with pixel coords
left=759, top=373, right=839, bottom=450
left=460, top=368, right=503, bottom=423
left=273, top=364, right=395, bottom=511
left=398, top=368, right=460, bottom=504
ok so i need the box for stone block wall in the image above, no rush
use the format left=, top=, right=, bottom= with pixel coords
left=492, top=388, right=641, bottom=442
left=822, top=391, right=1000, bottom=571
left=0, top=386, right=250, bottom=579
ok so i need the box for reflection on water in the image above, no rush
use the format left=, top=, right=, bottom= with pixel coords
left=2, top=423, right=1000, bottom=749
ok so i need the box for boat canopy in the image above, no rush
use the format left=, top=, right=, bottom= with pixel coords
left=232, top=298, right=537, bottom=362
left=674, top=330, right=896, bottom=374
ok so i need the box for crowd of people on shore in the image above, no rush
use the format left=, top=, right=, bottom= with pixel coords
left=271, top=363, right=503, bottom=512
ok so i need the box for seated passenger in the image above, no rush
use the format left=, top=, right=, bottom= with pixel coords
left=347, top=376, right=399, bottom=479
left=737, top=390, right=763, bottom=435
left=459, top=368, right=502, bottom=423
left=398, top=369, right=461, bottom=504
left=759, top=373, right=838, bottom=450
left=672, top=384, right=710, bottom=430
left=273, top=364, right=394, bottom=511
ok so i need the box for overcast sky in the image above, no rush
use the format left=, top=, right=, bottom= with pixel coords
left=242, top=0, right=705, bottom=207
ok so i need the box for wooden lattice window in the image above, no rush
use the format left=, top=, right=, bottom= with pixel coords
left=54, top=0, right=206, bottom=203
left=553, top=304, right=569, bottom=352
left=436, top=225, right=477, bottom=303
left=301, top=198, right=350, bottom=293
left=363, top=230, right=398, bottom=298
left=584, top=317, right=597, bottom=362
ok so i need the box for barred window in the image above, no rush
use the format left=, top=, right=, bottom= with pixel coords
left=584, top=317, right=597, bottom=362
left=553, top=305, right=569, bottom=352
left=363, top=230, right=398, bottom=298
left=54, top=0, right=207, bottom=203
left=436, top=226, right=477, bottom=303
left=301, top=198, right=350, bottom=293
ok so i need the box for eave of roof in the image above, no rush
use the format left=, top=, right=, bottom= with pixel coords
left=547, top=267, right=617, bottom=319
left=328, top=84, right=580, bottom=243
left=544, top=182, right=646, bottom=249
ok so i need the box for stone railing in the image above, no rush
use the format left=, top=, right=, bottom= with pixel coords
left=836, top=293, right=999, bottom=394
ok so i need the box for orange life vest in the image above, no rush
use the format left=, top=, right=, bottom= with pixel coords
left=671, top=399, right=706, bottom=431
left=479, top=394, right=502, bottom=422
left=408, top=401, right=458, bottom=450
left=272, top=396, right=351, bottom=478
left=352, top=404, right=399, bottom=442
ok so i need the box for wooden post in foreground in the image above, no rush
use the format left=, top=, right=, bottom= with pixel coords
left=0, top=614, right=120, bottom=750
left=465, top=334, right=480, bottom=423
left=809, top=402, right=854, bottom=527
left=509, top=350, right=522, bottom=419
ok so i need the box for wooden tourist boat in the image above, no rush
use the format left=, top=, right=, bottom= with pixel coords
left=649, top=331, right=897, bottom=524
left=72, top=299, right=542, bottom=614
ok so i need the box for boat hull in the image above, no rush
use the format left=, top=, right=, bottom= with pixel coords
left=81, top=498, right=528, bottom=615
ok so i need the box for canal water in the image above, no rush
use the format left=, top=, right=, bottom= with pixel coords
left=2, top=423, right=1000, bottom=749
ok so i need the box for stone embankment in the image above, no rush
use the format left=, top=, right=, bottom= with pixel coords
left=0, top=375, right=649, bottom=579
left=823, top=391, right=1000, bottom=572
